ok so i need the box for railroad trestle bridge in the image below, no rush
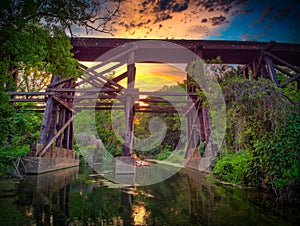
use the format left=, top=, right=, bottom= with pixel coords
left=10, top=38, right=300, bottom=174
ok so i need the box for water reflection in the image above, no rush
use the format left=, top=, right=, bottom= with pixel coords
left=17, top=166, right=79, bottom=225
left=3, top=165, right=298, bottom=225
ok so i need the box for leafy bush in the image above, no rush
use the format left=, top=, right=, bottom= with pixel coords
left=0, top=95, right=42, bottom=175
left=157, top=145, right=173, bottom=160
left=212, top=150, right=251, bottom=184
left=249, top=116, right=300, bottom=199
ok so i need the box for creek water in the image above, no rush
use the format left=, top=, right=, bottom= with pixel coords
left=0, top=164, right=299, bottom=225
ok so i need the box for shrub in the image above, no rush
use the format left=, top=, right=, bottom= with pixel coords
left=212, top=150, right=251, bottom=184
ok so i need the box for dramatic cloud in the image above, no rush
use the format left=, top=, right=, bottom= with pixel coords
left=75, top=0, right=300, bottom=43
left=102, top=0, right=244, bottom=39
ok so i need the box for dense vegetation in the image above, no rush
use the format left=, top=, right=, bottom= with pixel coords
left=212, top=68, right=300, bottom=203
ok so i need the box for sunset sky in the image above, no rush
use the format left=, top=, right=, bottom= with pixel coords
left=79, top=0, right=300, bottom=91
left=77, top=0, right=300, bottom=43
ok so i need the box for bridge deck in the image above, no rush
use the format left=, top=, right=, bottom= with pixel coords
left=71, top=38, right=300, bottom=65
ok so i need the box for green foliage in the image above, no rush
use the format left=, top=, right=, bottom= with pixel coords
left=156, top=145, right=173, bottom=161
left=198, top=141, right=206, bottom=157
left=214, top=115, right=300, bottom=200
left=0, top=94, right=42, bottom=174
left=0, top=0, right=119, bottom=175
left=249, top=116, right=300, bottom=195
left=212, top=150, right=251, bottom=184
left=95, top=110, right=123, bottom=156
left=208, top=64, right=300, bottom=201
left=221, top=77, right=291, bottom=151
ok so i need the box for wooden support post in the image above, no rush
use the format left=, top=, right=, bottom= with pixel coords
left=202, top=108, right=212, bottom=144
left=243, top=67, right=249, bottom=79
left=47, top=101, right=59, bottom=144
left=63, top=110, right=71, bottom=149
left=190, top=96, right=199, bottom=148
left=198, top=102, right=206, bottom=143
left=122, top=53, right=137, bottom=156
left=68, top=84, right=75, bottom=150
left=38, top=76, right=58, bottom=146
left=39, top=115, right=75, bottom=157
left=123, top=93, right=136, bottom=156
left=252, top=61, right=258, bottom=80
left=69, top=120, right=74, bottom=150
left=264, top=56, right=280, bottom=86
left=56, top=108, right=65, bottom=147
left=38, top=96, right=53, bottom=145
left=259, top=64, right=269, bottom=79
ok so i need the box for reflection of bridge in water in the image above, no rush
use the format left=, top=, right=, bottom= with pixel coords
left=10, top=38, right=300, bottom=174
left=18, top=167, right=79, bottom=225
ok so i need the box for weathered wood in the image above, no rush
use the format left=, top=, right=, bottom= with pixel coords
left=77, top=67, right=125, bottom=90
left=259, top=64, right=269, bottom=79
left=53, top=96, right=76, bottom=113
left=127, top=64, right=136, bottom=89
left=9, top=98, right=45, bottom=102
left=137, top=105, right=185, bottom=109
left=139, top=98, right=193, bottom=103
left=202, top=108, right=212, bottom=143
left=38, top=96, right=53, bottom=145
left=243, top=66, right=249, bottom=79
left=185, top=102, right=201, bottom=159
left=135, top=109, right=179, bottom=113
left=48, top=78, right=73, bottom=88
left=252, top=60, right=259, bottom=80
left=264, top=51, right=300, bottom=73
left=8, top=92, right=50, bottom=96
left=85, top=45, right=136, bottom=73
left=279, top=73, right=300, bottom=87
left=56, top=108, right=65, bottom=147
left=254, top=55, right=264, bottom=79
left=123, top=59, right=136, bottom=156
left=48, top=88, right=120, bottom=92
left=47, top=101, right=59, bottom=144
left=184, top=97, right=200, bottom=116
left=112, top=71, right=128, bottom=83
left=264, top=55, right=280, bottom=86
left=139, top=91, right=198, bottom=96
left=39, top=115, right=75, bottom=157
left=69, top=119, right=74, bottom=150
left=63, top=112, right=71, bottom=149
left=62, top=95, right=118, bottom=99
left=123, top=94, right=135, bottom=156
left=274, top=65, right=300, bottom=79
left=198, top=104, right=206, bottom=142
left=15, top=105, right=45, bottom=109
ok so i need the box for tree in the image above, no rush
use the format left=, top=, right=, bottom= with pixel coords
left=0, top=0, right=120, bottom=90
left=0, top=0, right=120, bottom=175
